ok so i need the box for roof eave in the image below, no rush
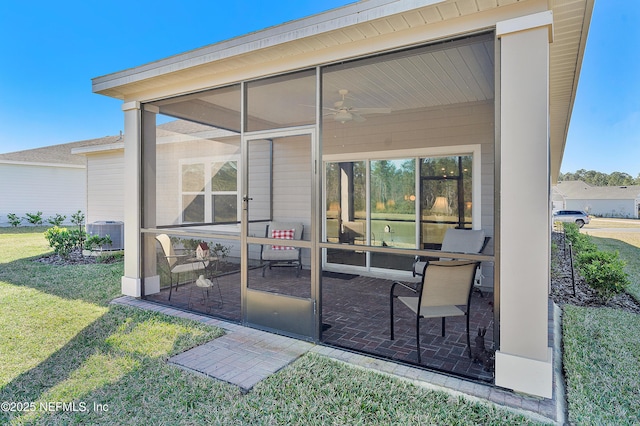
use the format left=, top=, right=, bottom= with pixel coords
left=92, top=0, right=445, bottom=98
left=550, top=0, right=595, bottom=183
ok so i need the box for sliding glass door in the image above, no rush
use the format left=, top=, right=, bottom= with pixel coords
left=323, top=153, right=475, bottom=274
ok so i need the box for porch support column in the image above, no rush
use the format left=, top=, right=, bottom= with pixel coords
left=120, top=101, right=161, bottom=297
left=495, top=11, right=554, bottom=398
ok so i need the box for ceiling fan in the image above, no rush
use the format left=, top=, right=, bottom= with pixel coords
left=324, top=89, right=391, bottom=123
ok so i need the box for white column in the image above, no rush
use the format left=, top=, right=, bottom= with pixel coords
left=495, top=11, right=554, bottom=398
left=120, top=101, right=143, bottom=297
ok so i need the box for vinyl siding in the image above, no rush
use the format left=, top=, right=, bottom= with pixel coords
left=0, top=163, right=86, bottom=226
left=566, top=199, right=639, bottom=219
left=86, top=151, right=125, bottom=224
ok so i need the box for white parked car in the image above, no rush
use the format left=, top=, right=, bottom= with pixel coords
left=552, top=210, right=590, bottom=228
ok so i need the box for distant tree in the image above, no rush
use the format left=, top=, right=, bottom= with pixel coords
left=559, top=169, right=640, bottom=186
left=607, top=171, right=635, bottom=186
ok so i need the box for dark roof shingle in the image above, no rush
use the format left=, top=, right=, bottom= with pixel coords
left=0, top=135, right=122, bottom=165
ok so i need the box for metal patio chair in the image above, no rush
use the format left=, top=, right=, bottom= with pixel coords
left=390, top=260, right=480, bottom=363
left=156, top=234, right=208, bottom=300
left=261, top=221, right=304, bottom=277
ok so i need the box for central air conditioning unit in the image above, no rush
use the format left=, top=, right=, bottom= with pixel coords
left=87, top=221, right=124, bottom=251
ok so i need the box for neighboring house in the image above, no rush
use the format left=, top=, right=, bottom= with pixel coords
left=0, top=137, right=120, bottom=227
left=71, top=138, right=125, bottom=224
left=92, top=0, right=594, bottom=399
left=553, top=180, right=640, bottom=219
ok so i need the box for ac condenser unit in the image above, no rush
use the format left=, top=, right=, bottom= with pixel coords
left=87, top=221, right=124, bottom=251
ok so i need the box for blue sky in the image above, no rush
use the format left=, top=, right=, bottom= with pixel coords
left=1, top=1, right=638, bottom=176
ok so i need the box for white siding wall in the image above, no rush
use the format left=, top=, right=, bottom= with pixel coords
left=567, top=199, right=638, bottom=219
left=247, top=139, right=272, bottom=227
left=0, top=163, right=86, bottom=226
left=86, top=151, right=125, bottom=224
left=272, top=136, right=311, bottom=227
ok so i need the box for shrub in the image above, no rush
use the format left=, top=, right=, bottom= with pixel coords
left=47, top=214, right=67, bottom=227
left=85, top=234, right=113, bottom=251
left=577, top=250, right=630, bottom=301
left=44, top=226, right=83, bottom=258
left=70, top=210, right=86, bottom=248
left=563, top=222, right=631, bottom=300
left=6, top=213, right=21, bottom=227
left=563, top=222, right=596, bottom=253
left=24, top=211, right=43, bottom=225
left=96, top=251, right=124, bottom=263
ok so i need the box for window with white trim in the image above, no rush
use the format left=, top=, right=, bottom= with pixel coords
left=180, top=159, right=238, bottom=224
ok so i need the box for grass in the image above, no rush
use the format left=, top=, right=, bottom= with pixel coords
left=560, top=218, right=640, bottom=424
left=583, top=217, right=640, bottom=229
left=0, top=227, right=546, bottom=424
left=562, top=306, right=640, bottom=425
left=4, top=223, right=640, bottom=424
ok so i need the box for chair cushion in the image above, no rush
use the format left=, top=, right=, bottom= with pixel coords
left=171, top=260, right=207, bottom=274
left=441, top=229, right=485, bottom=254
left=397, top=296, right=465, bottom=318
left=262, top=247, right=300, bottom=261
left=271, top=229, right=295, bottom=250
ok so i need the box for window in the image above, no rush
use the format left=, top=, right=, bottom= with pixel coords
left=420, top=155, right=473, bottom=248
left=324, top=148, right=478, bottom=272
left=181, top=164, right=205, bottom=223
left=211, top=161, right=238, bottom=223
left=180, top=159, right=238, bottom=224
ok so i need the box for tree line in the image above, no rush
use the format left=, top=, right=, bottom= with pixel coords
left=559, top=169, right=640, bottom=186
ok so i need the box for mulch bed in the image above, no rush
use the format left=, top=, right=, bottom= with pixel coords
left=550, top=231, right=640, bottom=314
left=34, top=249, right=121, bottom=266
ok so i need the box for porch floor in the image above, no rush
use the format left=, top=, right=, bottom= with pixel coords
left=146, top=266, right=496, bottom=382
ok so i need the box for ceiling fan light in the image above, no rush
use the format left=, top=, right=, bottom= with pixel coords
left=334, top=110, right=352, bottom=123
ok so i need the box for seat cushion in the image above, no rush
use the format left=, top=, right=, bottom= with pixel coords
left=397, top=296, right=464, bottom=318
left=262, top=247, right=300, bottom=261
left=171, top=261, right=207, bottom=274
left=441, top=229, right=485, bottom=254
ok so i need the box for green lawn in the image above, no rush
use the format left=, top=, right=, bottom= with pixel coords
left=562, top=219, right=640, bottom=424
left=0, top=227, right=544, bottom=425
left=563, top=306, right=640, bottom=425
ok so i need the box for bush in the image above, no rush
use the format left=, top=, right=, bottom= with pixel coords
left=85, top=234, right=113, bottom=251
left=24, top=211, right=43, bottom=225
left=577, top=250, right=630, bottom=301
left=70, top=210, right=85, bottom=229
left=563, top=222, right=597, bottom=252
left=6, top=213, right=21, bottom=227
left=47, top=214, right=67, bottom=226
left=70, top=210, right=86, bottom=248
left=96, top=251, right=124, bottom=263
left=44, top=226, right=85, bottom=258
left=564, top=222, right=631, bottom=301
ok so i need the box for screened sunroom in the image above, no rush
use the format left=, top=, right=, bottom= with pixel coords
left=137, top=32, right=496, bottom=382
left=95, top=0, right=593, bottom=399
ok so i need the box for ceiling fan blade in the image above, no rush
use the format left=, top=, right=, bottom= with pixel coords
left=352, top=107, right=391, bottom=114
left=351, top=112, right=367, bottom=122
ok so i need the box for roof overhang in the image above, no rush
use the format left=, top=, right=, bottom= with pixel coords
left=0, top=160, right=85, bottom=169
left=71, top=142, right=125, bottom=155
left=92, top=0, right=594, bottom=183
